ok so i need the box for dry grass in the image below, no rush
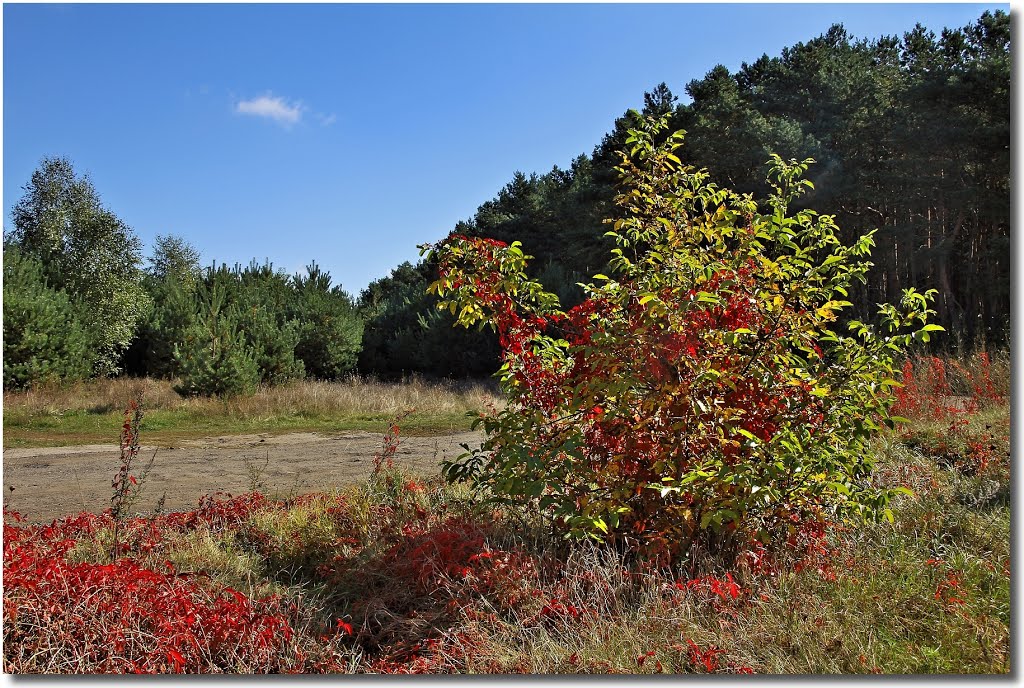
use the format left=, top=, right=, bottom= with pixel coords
left=906, top=349, right=1011, bottom=399
left=948, top=349, right=1010, bottom=395
left=3, top=376, right=504, bottom=447
left=4, top=375, right=502, bottom=418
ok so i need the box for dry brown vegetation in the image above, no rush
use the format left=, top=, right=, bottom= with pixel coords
left=3, top=376, right=503, bottom=448
left=4, top=375, right=502, bottom=417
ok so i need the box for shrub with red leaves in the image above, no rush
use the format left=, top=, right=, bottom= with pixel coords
left=426, top=112, right=939, bottom=563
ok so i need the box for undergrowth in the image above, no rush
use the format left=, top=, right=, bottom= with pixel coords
left=2, top=353, right=1010, bottom=674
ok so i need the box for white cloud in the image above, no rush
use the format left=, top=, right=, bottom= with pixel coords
left=235, top=94, right=303, bottom=126
left=318, top=113, right=337, bottom=127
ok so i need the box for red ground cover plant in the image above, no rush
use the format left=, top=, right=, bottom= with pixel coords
left=371, top=408, right=414, bottom=478
left=3, top=506, right=295, bottom=673
left=684, top=638, right=726, bottom=673
left=893, top=352, right=1009, bottom=485
left=892, top=352, right=1006, bottom=423
left=926, top=558, right=968, bottom=611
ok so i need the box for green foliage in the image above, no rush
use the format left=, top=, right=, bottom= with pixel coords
left=291, top=263, right=363, bottom=380
left=173, top=282, right=260, bottom=397
left=358, top=261, right=500, bottom=379
left=238, top=305, right=305, bottom=386
left=2, top=244, right=92, bottom=389
left=129, top=256, right=360, bottom=386
left=442, top=11, right=1007, bottom=352
left=176, top=261, right=307, bottom=392
left=429, top=114, right=941, bottom=559
left=147, top=234, right=202, bottom=288
left=462, top=155, right=613, bottom=289
left=134, top=274, right=199, bottom=379
left=677, top=12, right=1009, bottom=347
left=8, top=157, right=151, bottom=375
left=121, top=235, right=203, bottom=377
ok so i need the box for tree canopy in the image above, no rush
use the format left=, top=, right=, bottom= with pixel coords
left=7, top=157, right=150, bottom=376
left=362, top=11, right=1007, bottom=378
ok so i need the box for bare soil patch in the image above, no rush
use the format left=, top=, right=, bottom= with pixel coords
left=3, top=430, right=483, bottom=523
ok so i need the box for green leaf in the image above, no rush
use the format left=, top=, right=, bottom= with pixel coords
left=736, top=428, right=759, bottom=443
left=696, top=291, right=719, bottom=304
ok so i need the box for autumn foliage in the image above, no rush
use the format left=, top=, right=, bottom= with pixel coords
left=424, top=113, right=942, bottom=560
left=3, top=499, right=293, bottom=673
left=3, top=369, right=1009, bottom=674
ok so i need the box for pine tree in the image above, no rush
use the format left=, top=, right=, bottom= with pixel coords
left=3, top=245, right=92, bottom=389
left=173, top=282, right=260, bottom=397
left=290, top=263, right=363, bottom=380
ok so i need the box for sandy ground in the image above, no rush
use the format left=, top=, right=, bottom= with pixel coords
left=3, top=430, right=484, bottom=524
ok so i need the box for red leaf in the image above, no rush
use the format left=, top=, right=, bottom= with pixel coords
left=166, top=649, right=185, bottom=672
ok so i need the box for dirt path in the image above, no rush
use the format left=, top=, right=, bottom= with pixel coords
left=3, top=430, right=483, bottom=524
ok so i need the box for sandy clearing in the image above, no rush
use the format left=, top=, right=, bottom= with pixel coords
left=3, top=430, right=484, bottom=524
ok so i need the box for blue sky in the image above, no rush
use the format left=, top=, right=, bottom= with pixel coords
left=3, top=3, right=1006, bottom=296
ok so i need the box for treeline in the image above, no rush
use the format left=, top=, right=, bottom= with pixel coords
left=676, top=12, right=1010, bottom=346
left=123, top=258, right=364, bottom=396
left=3, top=11, right=1008, bottom=392
left=2, top=157, right=496, bottom=391
left=372, top=9, right=1008, bottom=369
